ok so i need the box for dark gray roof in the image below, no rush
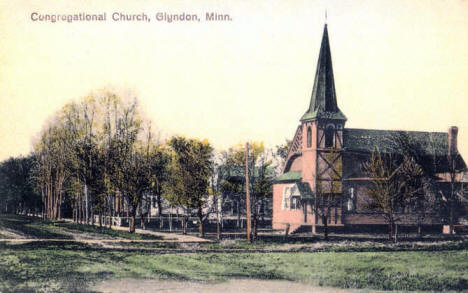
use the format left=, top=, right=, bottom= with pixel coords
left=343, top=128, right=467, bottom=172
left=343, top=128, right=448, bottom=155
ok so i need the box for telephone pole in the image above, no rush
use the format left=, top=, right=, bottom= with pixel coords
left=245, top=142, right=252, bottom=242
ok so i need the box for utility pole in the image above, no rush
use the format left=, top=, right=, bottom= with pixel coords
left=245, top=142, right=252, bottom=242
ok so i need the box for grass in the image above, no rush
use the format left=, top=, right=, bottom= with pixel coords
left=0, top=241, right=467, bottom=292
left=52, top=221, right=162, bottom=240
left=0, top=214, right=161, bottom=240
left=0, top=215, right=72, bottom=239
left=1, top=214, right=467, bottom=292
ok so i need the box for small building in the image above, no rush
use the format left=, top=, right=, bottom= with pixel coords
left=272, top=24, right=467, bottom=233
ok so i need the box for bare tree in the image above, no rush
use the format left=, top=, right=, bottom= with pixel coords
left=362, top=148, right=423, bottom=241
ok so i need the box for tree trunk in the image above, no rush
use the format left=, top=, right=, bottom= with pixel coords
left=236, top=199, right=240, bottom=229
left=198, top=206, right=204, bottom=237
left=394, top=223, right=398, bottom=243
left=216, top=198, right=222, bottom=241
left=216, top=217, right=221, bottom=241
left=169, top=210, right=173, bottom=232
left=140, top=204, right=145, bottom=230
left=182, top=216, right=187, bottom=235
left=157, top=193, right=162, bottom=216
left=85, top=184, right=89, bottom=224
left=146, top=196, right=151, bottom=223
left=57, top=192, right=62, bottom=220
left=91, top=204, right=95, bottom=225
left=252, top=215, right=258, bottom=242
left=129, top=209, right=136, bottom=233
left=323, top=215, right=329, bottom=241
left=449, top=199, right=454, bottom=235
left=388, top=216, right=394, bottom=240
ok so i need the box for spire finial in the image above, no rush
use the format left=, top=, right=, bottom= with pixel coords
left=325, top=10, right=327, bottom=24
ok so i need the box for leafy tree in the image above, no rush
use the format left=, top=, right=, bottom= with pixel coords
left=164, top=136, right=213, bottom=236
left=0, top=156, right=41, bottom=214
left=148, top=143, right=170, bottom=216
left=275, top=139, right=292, bottom=161
left=219, top=142, right=273, bottom=240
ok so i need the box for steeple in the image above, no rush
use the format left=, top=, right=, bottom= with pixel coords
left=301, top=24, right=346, bottom=122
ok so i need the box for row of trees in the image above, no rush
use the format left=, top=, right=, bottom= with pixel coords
left=0, top=90, right=279, bottom=236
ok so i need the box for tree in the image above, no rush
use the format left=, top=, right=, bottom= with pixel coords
left=31, top=89, right=160, bottom=231
left=0, top=156, right=41, bottom=214
left=148, top=143, right=170, bottom=216
left=251, top=153, right=273, bottom=240
left=164, top=137, right=213, bottom=236
left=219, top=142, right=274, bottom=241
left=362, top=148, right=423, bottom=241
left=313, top=176, right=340, bottom=241
left=275, top=139, right=292, bottom=162
left=390, top=132, right=468, bottom=236
left=106, top=99, right=147, bottom=233
left=33, top=123, right=76, bottom=220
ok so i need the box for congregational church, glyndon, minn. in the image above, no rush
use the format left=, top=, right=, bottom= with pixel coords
left=272, top=24, right=467, bottom=234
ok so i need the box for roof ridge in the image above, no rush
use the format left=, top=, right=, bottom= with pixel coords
left=344, top=128, right=447, bottom=135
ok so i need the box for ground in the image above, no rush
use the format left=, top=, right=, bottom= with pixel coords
left=0, top=215, right=467, bottom=292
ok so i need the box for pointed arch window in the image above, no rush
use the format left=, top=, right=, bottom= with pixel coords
left=307, top=127, right=312, bottom=148
left=325, top=125, right=335, bottom=148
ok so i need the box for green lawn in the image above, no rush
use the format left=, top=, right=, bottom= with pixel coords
left=0, top=214, right=161, bottom=240
left=0, top=241, right=467, bottom=292
left=1, top=214, right=467, bottom=292
left=52, top=221, right=162, bottom=240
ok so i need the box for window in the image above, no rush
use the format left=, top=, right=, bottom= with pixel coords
left=290, top=196, right=301, bottom=210
left=282, top=185, right=301, bottom=210
left=282, top=187, right=290, bottom=210
left=325, top=125, right=334, bottom=148
left=307, top=127, right=312, bottom=148
left=347, top=187, right=355, bottom=212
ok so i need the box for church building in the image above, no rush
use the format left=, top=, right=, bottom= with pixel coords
left=272, top=24, right=467, bottom=233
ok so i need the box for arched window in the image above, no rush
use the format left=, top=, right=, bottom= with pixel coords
left=325, top=125, right=334, bottom=148
left=307, top=127, right=312, bottom=148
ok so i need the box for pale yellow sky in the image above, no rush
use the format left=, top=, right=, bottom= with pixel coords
left=0, top=0, right=467, bottom=161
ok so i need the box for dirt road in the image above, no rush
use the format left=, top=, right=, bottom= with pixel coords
left=93, top=279, right=378, bottom=293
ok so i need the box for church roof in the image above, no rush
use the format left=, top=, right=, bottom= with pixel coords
left=343, top=128, right=466, bottom=172
left=343, top=128, right=448, bottom=155
left=301, top=24, right=346, bottom=122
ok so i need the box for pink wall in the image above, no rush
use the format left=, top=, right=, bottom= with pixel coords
left=272, top=183, right=315, bottom=230
left=288, top=156, right=302, bottom=172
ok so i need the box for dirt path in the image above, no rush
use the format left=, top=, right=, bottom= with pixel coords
left=93, top=279, right=379, bottom=293
left=58, top=217, right=211, bottom=243
left=109, top=225, right=211, bottom=243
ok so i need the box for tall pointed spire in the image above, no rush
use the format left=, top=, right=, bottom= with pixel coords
left=301, top=24, right=346, bottom=121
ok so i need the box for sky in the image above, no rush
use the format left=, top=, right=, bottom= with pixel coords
left=0, top=0, right=467, bottom=161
